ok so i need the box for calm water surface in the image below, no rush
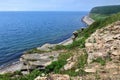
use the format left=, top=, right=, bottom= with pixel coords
left=0, top=11, right=88, bottom=66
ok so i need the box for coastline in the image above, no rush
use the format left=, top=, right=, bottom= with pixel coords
left=0, top=15, right=94, bottom=74
left=0, top=34, right=74, bottom=74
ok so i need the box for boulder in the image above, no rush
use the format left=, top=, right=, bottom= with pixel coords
left=84, top=68, right=96, bottom=73
left=85, top=43, right=93, bottom=48
left=64, top=62, right=75, bottom=70
left=112, top=50, right=120, bottom=56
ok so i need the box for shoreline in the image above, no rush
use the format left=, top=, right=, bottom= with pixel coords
left=0, top=33, right=74, bottom=74
left=0, top=15, right=93, bottom=74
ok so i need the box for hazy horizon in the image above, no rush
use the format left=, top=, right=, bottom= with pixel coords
left=0, top=0, right=120, bottom=11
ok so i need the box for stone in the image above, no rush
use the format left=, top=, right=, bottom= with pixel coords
left=48, top=74, right=70, bottom=80
left=28, top=60, right=51, bottom=66
left=37, top=43, right=56, bottom=51
left=41, top=73, right=45, bottom=77
left=0, top=61, right=23, bottom=74
left=104, top=36, right=114, bottom=42
left=75, top=69, right=80, bottom=72
left=105, top=63, right=118, bottom=69
left=87, top=52, right=106, bottom=63
left=84, top=68, right=96, bottom=73
left=67, top=57, right=72, bottom=61
left=21, top=71, right=29, bottom=75
left=112, top=50, right=120, bottom=56
left=85, top=43, right=93, bottom=47
left=21, top=51, right=59, bottom=61
left=21, top=64, right=35, bottom=71
left=113, top=34, right=120, bottom=39
left=71, top=76, right=82, bottom=80
left=112, top=72, right=118, bottom=75
left=34, top=76, right=47, bottom=80
left=64, top=62, right=75, bottom=70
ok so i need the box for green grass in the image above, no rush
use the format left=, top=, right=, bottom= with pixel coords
left=77, top=53, right=88, bottom=69
left=90, top=13, right=108, bottom=21
left=0, top=70, right=43, bottom=80
left=54, top=45, right=66, bottom=50
left=60, top=52, right=88, bottom=76
left=45, top=52, right=71, bottom=73
left=60, top=69, right=80, bottom=76
left=90, top=5, right=120, bottom=15
left=92, top=57, right=106, bottom=66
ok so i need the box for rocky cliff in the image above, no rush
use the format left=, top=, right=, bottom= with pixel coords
left=85, top=21, right=120, bottom=63
left=1, top=8, right=120, bottom=80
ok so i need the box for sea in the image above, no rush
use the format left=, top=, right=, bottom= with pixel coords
left=0, top=11, right=88, bottom=66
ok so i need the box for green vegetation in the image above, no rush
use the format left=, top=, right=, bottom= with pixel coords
left=90, top=13, right=108, bottom=21
left=65, top=38, right=86, bottom=49
left=77, top=52, right=88, bottom=69
left=90, top=5, right=120, bottom=15
left=82, top=12, right=120, bottom=40
left=90, top=5, right=120, bottom=20
left=45, top=49, right=88, bottom=76
left=60, top=52, right=87, bottom=76
left=54, top=45, right=66, bottom=50
left=60, top=12, right=120, bottom=50
left=0, top=70, right=42, bottom=80
left=45, top=52, right=71, bottom=73
left=92, top=57, right=106, bottom=66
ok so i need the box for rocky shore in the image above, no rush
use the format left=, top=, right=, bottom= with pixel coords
left=0, top=33, right=74, bottom=74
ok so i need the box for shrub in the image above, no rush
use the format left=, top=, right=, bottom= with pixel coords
left=54, top=45, right=66, bottom=50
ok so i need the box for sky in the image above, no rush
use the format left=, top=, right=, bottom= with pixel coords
left=0, top=0, right=120, bottom=11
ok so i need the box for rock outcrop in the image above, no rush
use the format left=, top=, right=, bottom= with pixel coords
left=37, top=43, right=56, bottom=51
left=20, top=50, right=64, bottom=72
left=82, top=16, right=95, bottom=25
left=0, top=61, right=23, bottom=74
left=85, top=21, right=120, bottom=63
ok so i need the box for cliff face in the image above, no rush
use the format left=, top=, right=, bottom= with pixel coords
left=82, top=21, right=120, bottom=80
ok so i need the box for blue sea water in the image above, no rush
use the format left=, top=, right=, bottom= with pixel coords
left=0, top=11, right=88, bottom=66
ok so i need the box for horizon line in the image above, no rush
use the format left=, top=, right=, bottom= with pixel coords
left=0, top=10, right=89, bottom=12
